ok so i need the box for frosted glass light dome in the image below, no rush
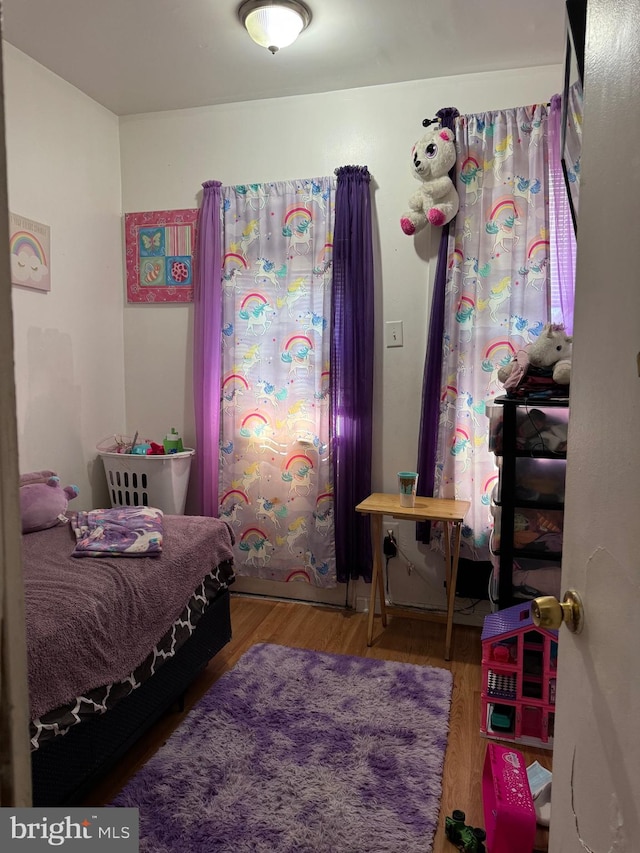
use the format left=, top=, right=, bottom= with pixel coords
left=239, top=1, right=312, bottom=54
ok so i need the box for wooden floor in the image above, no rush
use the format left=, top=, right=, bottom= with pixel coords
left=85, top=594, right=552, bottom=852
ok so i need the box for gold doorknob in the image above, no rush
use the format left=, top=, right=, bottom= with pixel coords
left=531, top=590, right=584, bottom=634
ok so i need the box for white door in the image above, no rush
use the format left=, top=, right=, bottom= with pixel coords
left=549, top=0, right=640, bottom=849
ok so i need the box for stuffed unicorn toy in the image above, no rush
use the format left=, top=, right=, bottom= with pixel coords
left=498, top=323, right=572, bottom=392
left=400, top=125, right=459, bottom=235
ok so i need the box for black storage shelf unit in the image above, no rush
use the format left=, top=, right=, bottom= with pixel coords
left=490, top=395, right=569, bottom=609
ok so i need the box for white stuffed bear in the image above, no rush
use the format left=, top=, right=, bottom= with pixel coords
left=400, top=126, right=459, bottom=235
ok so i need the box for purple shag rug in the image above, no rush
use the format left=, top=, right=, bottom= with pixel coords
left=111, top=643, right=453, bottom=852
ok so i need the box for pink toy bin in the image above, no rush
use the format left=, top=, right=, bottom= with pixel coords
left=482, top=743, right=536, bottom=853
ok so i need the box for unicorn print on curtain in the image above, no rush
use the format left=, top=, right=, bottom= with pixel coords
left=433, top=105, right=550, bottom=561
left=219, top=179, right=337, bottom=587
left=561, top=78, right=583, bottom=232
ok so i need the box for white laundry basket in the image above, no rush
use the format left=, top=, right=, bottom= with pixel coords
left=99, top=449, right=195, bottom=515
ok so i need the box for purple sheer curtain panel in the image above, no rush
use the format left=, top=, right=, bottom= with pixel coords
left=331, top=166, right=374, bottom=582
left=416, top=107, right=459, bottom=542
left=549, top=94, right=577, bottom=334
left=193, top=180, right=223, bottom=516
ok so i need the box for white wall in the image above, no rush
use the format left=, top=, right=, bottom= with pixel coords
left=5, top=44, right=125, bottom=508
left=120, top=64, right=563, bottom=614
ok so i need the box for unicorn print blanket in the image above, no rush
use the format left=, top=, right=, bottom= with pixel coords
left=70, top=506, right=164, bottom=556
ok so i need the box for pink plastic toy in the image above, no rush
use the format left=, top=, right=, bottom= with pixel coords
left=481, top=603, right=558, bottom=749
left=482, top=743, right=536, bottom=853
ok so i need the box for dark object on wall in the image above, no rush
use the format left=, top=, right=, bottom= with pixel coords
left=454, top=558, right=493, bottom=600
left=562, top=0, right=587, bottom=232
left=566, top=0, right=586, bottom=84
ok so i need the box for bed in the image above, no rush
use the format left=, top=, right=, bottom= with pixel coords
left=21, top=510, right=235, bottom=807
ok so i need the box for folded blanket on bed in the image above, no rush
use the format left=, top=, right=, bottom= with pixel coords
left=70, top=506, right=164, bottom=556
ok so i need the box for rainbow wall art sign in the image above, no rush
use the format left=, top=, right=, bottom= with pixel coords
left=10, top=213, right=50, bottom=292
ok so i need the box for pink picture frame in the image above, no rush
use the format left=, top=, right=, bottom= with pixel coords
left=125, top=208, right=198, bottom=303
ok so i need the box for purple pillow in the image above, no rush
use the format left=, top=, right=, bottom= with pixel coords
left=19, top=472, right=79, bottom=533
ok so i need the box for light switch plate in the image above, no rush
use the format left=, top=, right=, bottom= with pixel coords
left=385, top=320, right=404, bottom=347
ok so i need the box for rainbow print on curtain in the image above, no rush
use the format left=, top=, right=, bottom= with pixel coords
left=433, top=105, right=550, bottom=561
left=219, top=179, right=337, bottom=587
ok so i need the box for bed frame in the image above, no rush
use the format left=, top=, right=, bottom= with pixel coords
left=31, top=587, right=232, bottom=806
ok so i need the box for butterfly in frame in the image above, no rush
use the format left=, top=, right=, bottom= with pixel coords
left=140, top=229, right=163, bottom=254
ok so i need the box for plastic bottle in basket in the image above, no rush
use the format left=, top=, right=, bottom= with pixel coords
left=163, top=428, right=184, bottom=454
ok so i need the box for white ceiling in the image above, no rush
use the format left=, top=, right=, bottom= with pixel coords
left=2, top=0, right=567, bottom=117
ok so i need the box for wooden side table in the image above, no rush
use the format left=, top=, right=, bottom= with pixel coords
left=355, top=492, right=471, bottom=660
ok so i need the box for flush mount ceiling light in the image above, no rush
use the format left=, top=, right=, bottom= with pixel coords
left=239, top=0, right=312, bottom=54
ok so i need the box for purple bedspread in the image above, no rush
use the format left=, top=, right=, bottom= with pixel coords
left=21, top=515, right=235, bottom=720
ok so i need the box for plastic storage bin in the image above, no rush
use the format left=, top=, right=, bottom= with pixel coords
left=482, top=743, right=536, bottom=853
left=487, top=402, right=569, bottom=454
left=494, top=457, right=566, bottom=505
left=511, top=557, right=561, bottom=600
left=491, top=508, right=563, bottom=555
left=100, top=449, right=195, bottom=515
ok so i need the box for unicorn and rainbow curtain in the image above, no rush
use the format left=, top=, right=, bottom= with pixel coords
left=431, top=104, right=552, bottom=560
left=194, top=173, right=374, bottom=588
left=217, top=179, right=337, bottom=586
